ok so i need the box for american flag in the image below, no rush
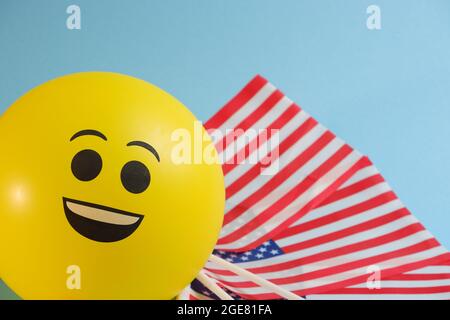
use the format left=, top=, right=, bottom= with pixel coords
left=183, top=75, right=450, bottom=300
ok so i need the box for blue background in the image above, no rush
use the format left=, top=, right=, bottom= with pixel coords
left=0, top=0, right=449, bottom=299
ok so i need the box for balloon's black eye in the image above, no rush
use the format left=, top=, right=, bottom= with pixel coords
left=121, top=161, right=150, bottom=194
left=71, top=149, right=103, bottom=181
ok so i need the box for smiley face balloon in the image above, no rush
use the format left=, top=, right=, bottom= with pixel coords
left=0, top=72, right=224, bottom=299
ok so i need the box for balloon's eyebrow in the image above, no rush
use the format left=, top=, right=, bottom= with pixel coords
left=127, top=141, right=160, bottom=162
left=70, top=130, right=107, bottom=142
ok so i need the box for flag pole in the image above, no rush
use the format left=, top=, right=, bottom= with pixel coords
left=208, top=254, right=304, bottom=300
left=197, top=270, right=234, bottom=300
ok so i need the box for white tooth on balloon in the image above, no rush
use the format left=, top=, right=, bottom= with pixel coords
left=66, top=201, right=140, bottom=225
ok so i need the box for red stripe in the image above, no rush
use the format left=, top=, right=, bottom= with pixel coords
left=318, top=173, right=384, bottom=208
left=205, top=75, right=268, bottom=130
left=219, top=137, right=346, bottom=244
left=222, top=103, right=300, bottom=176
left=225, top=116, right=318, bottom=199
left=214, top=90, right=284, bottom=154
left=277, top=191, right=399, bottom=241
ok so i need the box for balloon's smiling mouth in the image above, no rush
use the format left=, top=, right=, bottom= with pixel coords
left=63, top=197, right=144, bottom=242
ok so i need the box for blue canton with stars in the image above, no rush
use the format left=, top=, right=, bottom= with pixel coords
left=213, top=240, right=284, bottom=263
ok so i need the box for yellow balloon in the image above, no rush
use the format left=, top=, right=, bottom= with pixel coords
left=0, top=72, right=224, bottom=299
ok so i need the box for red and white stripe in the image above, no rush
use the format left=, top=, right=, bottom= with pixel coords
left=307, top=260, right=450, bottom=300
left=203, top=163, right=450, bottom=299
left=205, top=75, right=366, bottom=252
left=196, top=75, right=450, bottom=300
left=184, top=260, right=450, bottom=300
